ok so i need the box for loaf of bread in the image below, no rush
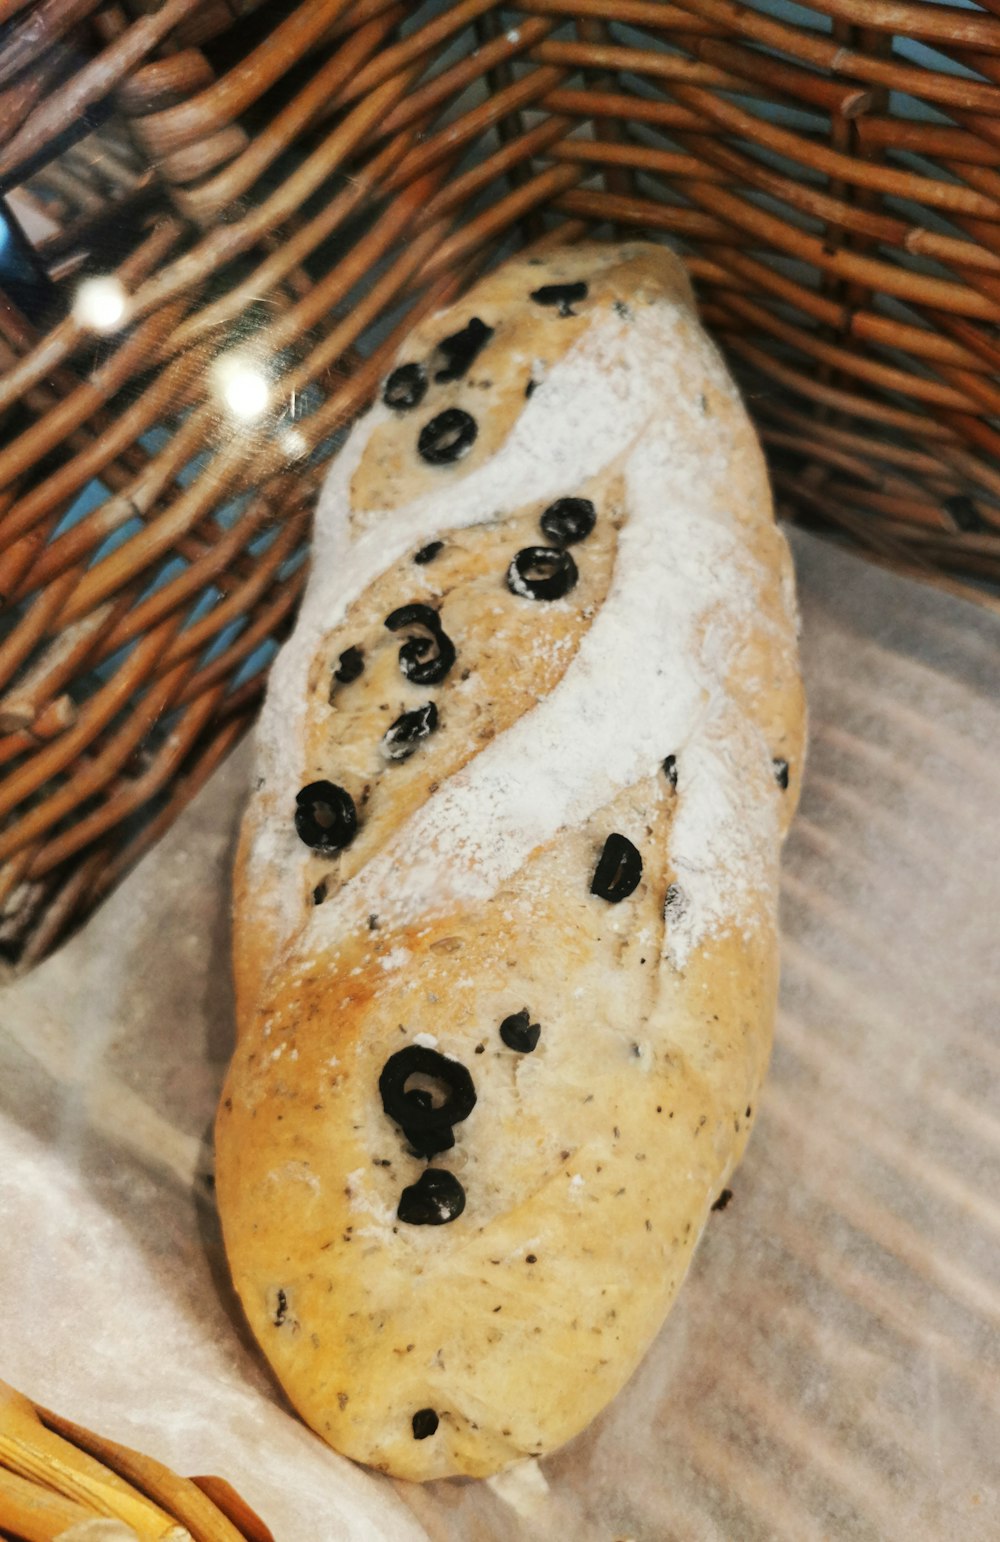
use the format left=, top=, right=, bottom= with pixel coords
left=216, top=242, right=805, bottom=1482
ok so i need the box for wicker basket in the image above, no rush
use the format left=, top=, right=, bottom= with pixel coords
left=0, top=1374, right=275, bottom=1541
left=0, top=0, right=998, bottom=966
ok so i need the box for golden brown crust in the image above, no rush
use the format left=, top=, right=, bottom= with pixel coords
left=219, top=242, right=805, bottom=1481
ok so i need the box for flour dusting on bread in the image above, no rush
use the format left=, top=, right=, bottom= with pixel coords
left=248, top=253, right=792, bottom=968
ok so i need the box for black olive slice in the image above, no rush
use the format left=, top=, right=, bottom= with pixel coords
left=406, top=1131, right=454, bottom=1158
left=399, top=1089, right=455, bottom=1155
left=382, top=702, right=438, bottom=762
left=397, top=1168, right=466, bottom=1225
left=384, top=603, right=456, bottom=684
left=384, top=602, right=441, bottom=632
left=773, top=757, right=790, bottom=789
left=414, top=540, right=444, bottom=565
left=662, top=754, right=678, bottom=788
left=590, top=833, right=642, bottom=903
left=412, top=1408, right=439, bottom=1439
left=404, top=1123, right=455, bottom=1159
left=434, top=317, right=494, bottom=382
left=294, top=781, right=357, bottom=853
left=383, top=363, right=427, bottom=412
left=539, top=497, right=596, bottom=547
left=332, top=645, right=364, bottom=686
left=530, top=281, right=588, bottom=316
left=499, top=1009, right=541, bottom=1053
left=418, top=408, right=477, bottom=465
left=379, top=1045, right=477, bottom=1135
left=506, top=546, right=578, bottom=602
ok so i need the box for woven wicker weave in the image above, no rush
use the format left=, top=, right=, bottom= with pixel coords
left=0, top=1374, right=275, bottom=1540
left=0, top=0, right=998, bottom=965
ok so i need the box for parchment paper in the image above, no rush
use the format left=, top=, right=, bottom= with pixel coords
left=1, top=530, right=998, bottom=1541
